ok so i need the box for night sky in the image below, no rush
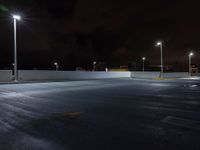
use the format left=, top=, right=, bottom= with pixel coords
left=0, top=0, right=200, bottom=71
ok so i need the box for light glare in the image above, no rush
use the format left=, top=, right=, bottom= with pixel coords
left=13, top=15, right=21, bottom=20
left=189, top=52, right=194, bottom=56
left=156, top=42, right=162, bottom=46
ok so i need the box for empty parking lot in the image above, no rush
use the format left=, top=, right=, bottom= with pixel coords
left=0, top=78, right=200, bottom=150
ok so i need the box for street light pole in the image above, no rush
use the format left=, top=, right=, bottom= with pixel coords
left=189, top=52, right=193, bottom=77
left=93, top=61, right=96, bottom=71
left=142, top=57, right=146, bottom=72
left=156, top=42, right=163, bottom=78
left=13, top=15, right=21, bottom=81
left=54, top=62, right=59, bottom=71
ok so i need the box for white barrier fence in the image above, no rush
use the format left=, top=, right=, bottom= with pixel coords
left=163, top=72, right=189, bottom=78
left=131, top=71, right=189, bottom=79
left=0, top=70, right=194, bottom=82
left=0, top=70, right=13, bottom=82
left=131, top=71, right=160, bottom=79
left=18, top=70, right=131, bottom=81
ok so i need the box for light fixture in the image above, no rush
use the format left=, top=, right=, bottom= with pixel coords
left=189, top=52, right=194, bottom=56
left=156, top=41, right=162, bottom=46
left=13, top=15, right=21, bottom=20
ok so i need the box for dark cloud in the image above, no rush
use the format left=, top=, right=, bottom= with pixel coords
left=0, top=0, right=200, bottom=70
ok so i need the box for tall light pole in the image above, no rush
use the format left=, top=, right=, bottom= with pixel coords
left=13, top=15, right=21, bottom=81
left=156, top=41, right=163, bottom=77
left=142, top=57, right=146, bottom=72
left=189, top=52, right=194, bottom=77
left=54, top=62, right=59, bottom=71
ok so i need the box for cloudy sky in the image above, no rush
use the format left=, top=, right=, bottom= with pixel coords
left=0, top=0, right=200, bottom=70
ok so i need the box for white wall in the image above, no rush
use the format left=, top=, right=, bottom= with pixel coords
left=0, top=70, right=193, bottom=82
left=131, top=71, right=160, bottom=79
left=163, top=72, right=189, bottom=78
left=131, top=71, right=189, bottom=79
left=0, top=70, right=12, bottom=82
left=18, top=70, right=131, bottom=81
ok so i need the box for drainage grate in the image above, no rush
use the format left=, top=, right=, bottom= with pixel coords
left=162, top=116, right=200, bottom=130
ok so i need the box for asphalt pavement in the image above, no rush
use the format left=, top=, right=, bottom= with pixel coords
left=0, top=78, right=200, bottom=150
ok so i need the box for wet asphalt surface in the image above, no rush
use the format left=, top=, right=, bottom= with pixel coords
left=0, top=78, right=200, bottom=150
